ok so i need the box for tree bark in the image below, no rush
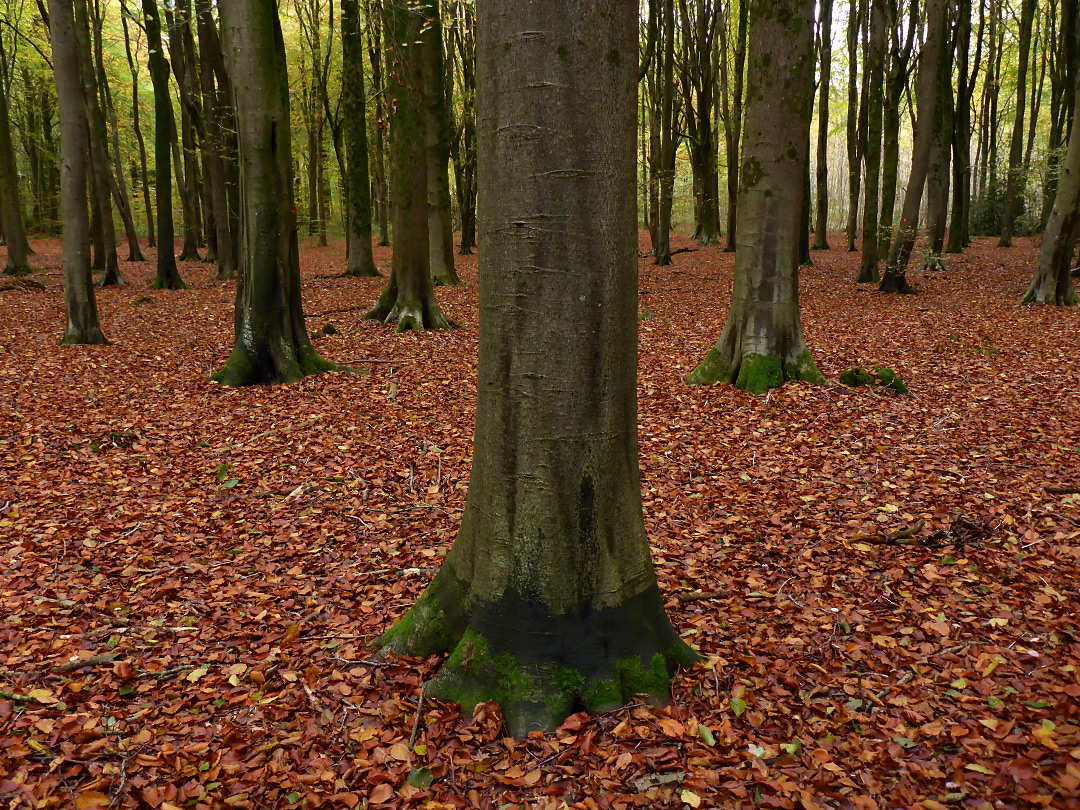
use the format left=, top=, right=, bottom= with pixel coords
left=845, top=0, right=864, bottom=252
left=120, top=2, right=155, bottom=248
left=946, top=0, right=973, bottom=253
left=423, top=0, right=460, bottom=287
left=366, top=0, right=455, bottom=331
left=688, top=0, right=824, bottom=393
left=380, top=0, right=695, bottom=736
left=0, top=39, right=31, bottom=275
left=341, top=0, right=378, bottom=277
left=367, top=0, right=390, bottom=247
left=999, top=0, right=1036, bottom=246
left=48, top=0, right=107, bottom=345
left=654, top=0, right=676, bottom=265
left=924, top=15, right=955, bottom=267
left=74, top=0, right=124, bottom=286
left=143, top=0, right=187, bottom=289
left=213, top=0, right=334, bottom=386
left=879, top=0, right=948, bottom=293
left=722, top=0, right=747, bottom=252
left=165, top=1, right=203, bottom=261
left=450, top=0, right=477, bottom=255
left=1023, top=79, right=1080, bottom=305
left=856, top=0, right=885, bottom=282
left=812, top=0, right=833, bottom=250
left=877, top=0, right=914, bottom=258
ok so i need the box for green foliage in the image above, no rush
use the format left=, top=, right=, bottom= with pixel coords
left=840, top=365, right=910, bottom=395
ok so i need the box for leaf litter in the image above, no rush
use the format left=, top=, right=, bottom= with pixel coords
left=0, top=234, right=1078, bottom=809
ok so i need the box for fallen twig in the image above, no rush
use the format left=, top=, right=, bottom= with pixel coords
left=53, top=653, right=121, bottom=672
left=1045, top=484, right=1080, bottom=495
left=675, top=589, right=732, bottom=603
left=857, top=519, right=927, bottom=546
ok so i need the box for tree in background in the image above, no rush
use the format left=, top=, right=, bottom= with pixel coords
left=341, top=0, right=379, bottom=277
left=999, top=0, right=1037, bottom=246
left=366, top=0, right=455, bottom=331
left=0, top=32, right=32, bottom=277
left=213, top=0, right=334, bottom=386
left=47, top=0, right=106, bottom=345
left=688, top=0, right=824, bottom=394
left=812, top=0, right=833, bottom=251
left=380, top=0, right=694, bottom=736
left=143, top=0, right=187, bottom=290
left=855, top=0, right=885, bottom=282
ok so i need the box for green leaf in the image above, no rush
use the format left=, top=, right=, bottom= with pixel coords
left=892, top=736, right=916, bottom=749
left=222, top=478, right=239, bottom=489
left=950, top=678, right=967, bottom=690
left=118, top=684, right=134, bottom=697
left=286, top=792, right=301, bottom=805
left=748, top=744, right=766, bottom=758
left=697, top=724, right=715, bottom=747
left=1022, top=699, right=1052, bottom=709
left=408, top=767, right=434, bottom=789
left=730, top=697, right=746, bottom=717
left=987, top=695, right=1004, bottom=709
left=213, top=698, right=226, bottom=708
left=199, top=763, right=210, bottom=772
left=780, top=739, right=802, bottom=755
left=215, top=463, right=229, bottom=483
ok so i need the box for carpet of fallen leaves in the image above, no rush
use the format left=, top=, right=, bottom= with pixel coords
left=1, top=233, right=1079, bottom=810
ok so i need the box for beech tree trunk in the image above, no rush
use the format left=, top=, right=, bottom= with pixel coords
left=879, top=0, right=948, bottom=293
left=367, top=0, right=455, bottom=331
left=654, top=0, right=676, bottom=265
left=165, top=1, right=203, bottom=261
left=0, top=40, right=31, bottom=276
left=368, top=2, right=390, bottom=247
left=74, top=0, right=124, bottom=286
left=1023, top=79, right=1080, bottom=306
left=688, top=0, right=824, bottom=394
left=450, top=0, right=477, bottom=255
left=48, top=0, right=107, bottom=345
left=812, top=0, right=832, bottom=250
left=424, top=0, right=460, bottom=287
left=878, top=0, right=916, bottom=257
left=856, top=0, right=885, bottom=282
left=341, top=0, right=378, bottom=277
left=722, top=0, right=747, bottom=252
left=999, top=0, right=1036, bottom=246
left=845, top=0, right=864, bottom=252
left=380, top=0, right=694, bottom=736
left=946, top=0, right=974, bottom=254
left=143, top=0, right=187, bottom=289
left=121, top=2, right=155, bottom=249
left=213, top=0, right=333, bottom=386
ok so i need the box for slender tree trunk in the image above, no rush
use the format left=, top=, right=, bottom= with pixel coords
left=48, top=0, right=107, bottom=345
left=213, top=0, right=334, bottom=385
left=856, top=0, right=885, bottom=281
left=723, top=0, right=747, bottom=252
left=688, top=0, right=824, bottom=393
left=946, top=0, right=973, bottom=253
left=366, top=0, right=455, bottom=331
left=341, top=0, right=378, bottom=276
left=812, top=0, right=833, bottom=250
left=1024, top=81, right=1080, bottom=305
left=424, top=0, right=460, bottom=287
left=368, top=0, right=390, bottom=247
left=845, top=0, right=864, bottom=252
left=143, top=0, right=186, bottom=289
left=450, top=0, right=477, bottom=254
left=0, top=40, right=31, bottom=275
left=999, top=0, right=1036, bottom=246
left=121, top=4, right=155, bottom=248
left=381, top=0, right=694, bottom=737
left=879, top=0, right=948, bottom=293
left=165, top=2, right=203, bottom=261
left=924, top=17, right=955, bottom=267
left=654, top=0, right=676, bottom=265
left=878, top=0, right=914, bottom=257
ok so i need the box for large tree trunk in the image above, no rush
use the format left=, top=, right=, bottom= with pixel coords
left=213, top=0, right=333, bottom=386
left=999, top=0, right=1037, bottom=246
left=812, top=0, right=832, bottom=250
left=688, top=0, right=824, bottom=393
left=0, top=39, right=32, bottom=276
left=74, top=0, right=124, bottom=286
left=341, top=0, right=378, bottom=277
left=856, top=0, right=885, bottom=282
left=380, top=0, right=694, bottom=736
left=924, top=17, right=956, bottom=267
left=1023, top=79, right=1080, bottom=306
left=48, top=0, right=107, bottom=345
left=366, top=0, right=455, bottom=331
left=143, top=0, right=187, bottom=290
left=879, top=0, right=948, bottom=294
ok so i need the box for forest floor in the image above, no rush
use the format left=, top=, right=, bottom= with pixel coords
left=1, top=234, right=1078, bottom=810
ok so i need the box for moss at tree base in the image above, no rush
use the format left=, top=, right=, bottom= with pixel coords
left=686, top=347, right=732, bottom=386
left=211, top=345, right=336, bottom=387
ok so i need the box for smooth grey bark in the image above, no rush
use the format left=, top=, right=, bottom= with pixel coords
left=924, top=12, right=955, bottom=267
left=213, top=0, right=333, bottom=386
left=721, top=0, right=747, bottom=252
left=999, top=0, right=1037, bottom=246
left=812, top=0, right=833, bottom=250
left=856, top=0, right=885, bottom=282
left=678, top=0, right=720, bottom=246
left=946, top=0, right=974, bottom=253
left=143, top=0, right=187, bottom=290
left=878, top=0, right=916, bottom=257
left=423, top=0, right=459, bottom=287
left=1023, top=79, right=1080, bottom=306
left=366, top=0, right=455, bottom=331
left=449, top=0, right=477, bottom=254
left=380, top=0, right=693, bottom=736
left=688, top=0, right=824, bottom=393
left=341, top=0, right=378, bottom=277
left=164, top=1, right=203, bottom=261
left=120, top=0, right=155, bottom=248
left=367, top=0, right=390, bottom=247
left=654, top=0, right=676, bottom=265
left=845, top=0, right=864, bottom=252
left=48, top=0, right=107, bottom=345
left=0, top=38, right=31, bottom=276
left=880, top=0, right=948, bottom=293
